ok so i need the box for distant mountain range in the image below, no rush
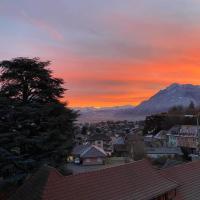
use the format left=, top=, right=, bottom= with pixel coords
left=75, top=105, right=136, bottom=122
left=76, top=83, right=200, bottom=122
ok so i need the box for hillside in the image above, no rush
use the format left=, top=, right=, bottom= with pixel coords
left=77, top=83, right=200, bottom=122
left=134, top=83, right=200, bottom=114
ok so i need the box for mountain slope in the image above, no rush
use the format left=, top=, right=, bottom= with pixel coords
left=134, top=83, right=200, bottom=114
left=77, top=83, right=200, bottom=122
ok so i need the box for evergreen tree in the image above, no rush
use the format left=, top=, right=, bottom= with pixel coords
left=0, top=57, right=65, bottom=103
left=187, top=101, right=195, bottom=114
left=188, top=101, right=195, bottom=110
left=0, top=57, right=78, bottom=182
left=168, top=105, right=184, bottom=115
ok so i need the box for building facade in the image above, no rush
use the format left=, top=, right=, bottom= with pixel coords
left=167, top=125, right=199, bottom=153
left=88, top=134, right=113, bottom=155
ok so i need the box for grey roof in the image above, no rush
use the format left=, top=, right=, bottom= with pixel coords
left=72, top=144, right=90, bottom=155
left=72, top=145, right=106, bottom=158
left=154, top=130, right=167, bottom=140
left=72, top=144, right=91, bottom=156
left=112, top=137, right=125, bottom=145
left=146, top=147, right=183, bottom=155
left=168, top=125, right=180, bottom=135
left=80, top=146, right=106, bottom=158
left=168, top=125, right=199, bottom=137
left=179, top=125, right=199, bottom=136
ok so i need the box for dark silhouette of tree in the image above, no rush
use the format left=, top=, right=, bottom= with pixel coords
left=168, top=105, right=184, bottom=115
left=143, top=103, right=200, bottom=135
left=126, top=134, right=146, bottom=161
left=188, top=101, right=195, bottom=110
left=186, top=101, right=196, bottom=115
left=0, top=57, right=78, bottom=183
left=81, top=125, right=88, bottom=135
left=143, top=114, right=166, bottom=135
left=0, top=57, right=65, bottom=103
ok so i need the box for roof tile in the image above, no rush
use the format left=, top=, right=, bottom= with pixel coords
left=9, top=160, right=178, bottom=200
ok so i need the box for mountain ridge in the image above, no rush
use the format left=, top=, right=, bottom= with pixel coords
left=134, top=83, right=200, bottom=114
left=77, top=83, right=200, bottom=122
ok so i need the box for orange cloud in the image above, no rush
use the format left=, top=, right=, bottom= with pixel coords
left=2, top=0, right=200, bottom=107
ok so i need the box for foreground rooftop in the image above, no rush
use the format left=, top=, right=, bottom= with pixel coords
left=9, top=159, right=200, bottom=200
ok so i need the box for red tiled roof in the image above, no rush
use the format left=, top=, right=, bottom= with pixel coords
left=162, top=160, right=200, bottom=200
left=9, top=159, right=178, bottom=200
left=9, top=166, right=62, bottom=200
left=0, top=185, right=18, bottom=200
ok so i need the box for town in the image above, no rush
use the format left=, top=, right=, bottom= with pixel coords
left=1, top=59, right=200, bottom=200
left=4, top=118, right=200, bottom=200
left=70, top=118, right=200, bottom=169
left=2, top=0, right=200, bottom=199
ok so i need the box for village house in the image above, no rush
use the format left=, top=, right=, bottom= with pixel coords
left=144, top=134, right=154, bottom=146
left=167, top=125, right=199, bottom=154
left=178, top=125, right=199, bottom=149
left=144, top=130, right=168, bottom=148
left=154, top=130, right=168, bottom=147
left=112, top=136, right=128, bottom=156
left=167, top=126, right=180, bottom=147
left=72, top=144, right=107, bottom=165
left=88, top=133, right=113, bottom=155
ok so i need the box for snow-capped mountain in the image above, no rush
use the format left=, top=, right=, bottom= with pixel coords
left=134, top=83, right=200, bottom=114
left=77, top=83, right=200, bottom=122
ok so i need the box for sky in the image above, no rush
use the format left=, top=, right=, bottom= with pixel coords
left=1, top=0, right=200, bottom=107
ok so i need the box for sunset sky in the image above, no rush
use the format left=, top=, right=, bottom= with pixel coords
left=1, top=0, right=200, bottom=107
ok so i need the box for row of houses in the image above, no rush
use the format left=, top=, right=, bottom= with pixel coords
left=70, top=133, right=128, bottom=165
left=75, top=121, right=140, bottom=138
left=71, top=138, right=183, bottom=166
left=75, top=131, right=130, bottom=155
left=73, top=125, right=200, bottom=165
left=74, top=121, right=143, bottom=154
left=145, top=125, right=200, bottom=154
left=167, top=125, right=200, bottom=152
left=8, top=159, right=200, bottom=200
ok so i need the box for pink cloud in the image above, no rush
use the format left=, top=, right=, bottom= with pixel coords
left=19, top=10, right=64, bottom=41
